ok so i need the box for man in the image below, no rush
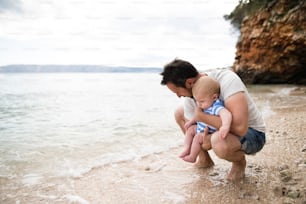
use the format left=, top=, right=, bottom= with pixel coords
left=160, top=59, right=266, bottom=180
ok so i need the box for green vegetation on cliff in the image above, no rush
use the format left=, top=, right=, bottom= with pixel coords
left=224, top=0, right=301, bottom=29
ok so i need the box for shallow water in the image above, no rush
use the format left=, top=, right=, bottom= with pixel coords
left=0, top=73, right=182, bottom=182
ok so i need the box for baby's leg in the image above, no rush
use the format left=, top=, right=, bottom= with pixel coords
left=183, top=133, right=203, bottom=163
left=179, top=125, right=196, bottom=158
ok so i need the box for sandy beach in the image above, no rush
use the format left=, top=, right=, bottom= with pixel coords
left=2, top=86, right=306, bottom=204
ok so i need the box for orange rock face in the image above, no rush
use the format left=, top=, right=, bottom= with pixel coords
left=233, top=0, right=306, bottom=84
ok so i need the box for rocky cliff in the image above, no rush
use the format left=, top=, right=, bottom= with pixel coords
left=232, top=0, right=306, bottom=84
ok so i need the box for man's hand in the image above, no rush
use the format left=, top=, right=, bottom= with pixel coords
left=201, top=126, right=212, bottom=150
left=184, top=120, right=196, bottom=130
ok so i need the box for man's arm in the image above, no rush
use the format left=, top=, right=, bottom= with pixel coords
left=194, top=92, right=248, bottom=137
left=224, top=92, right=248, bottom=136
left=194, top=107, right=222, bottom=131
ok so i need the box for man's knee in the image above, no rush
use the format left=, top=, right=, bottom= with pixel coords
left=211, top=133, right=231, bottom=159
left=174, top=105, right=187, bottom=134
left=174, top=105, right=184, bottom=123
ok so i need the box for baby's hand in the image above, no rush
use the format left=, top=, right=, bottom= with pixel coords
left=219, top=126, right=230, bottom=139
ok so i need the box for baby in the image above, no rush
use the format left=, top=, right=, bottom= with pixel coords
left=180, top=76, right=232, bottom=163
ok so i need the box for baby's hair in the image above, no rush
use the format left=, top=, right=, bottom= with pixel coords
left=192, top=76, right=220, bottom=97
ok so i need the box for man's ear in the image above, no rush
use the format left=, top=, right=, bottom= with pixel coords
left=185, top=78, right=195, bottom=88
left=212, top=93, right=219, bottom=100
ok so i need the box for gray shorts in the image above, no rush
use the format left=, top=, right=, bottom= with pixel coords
left=240, top=128, right=266, bottom=155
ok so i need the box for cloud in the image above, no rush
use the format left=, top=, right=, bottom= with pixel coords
left=0, top=0, right=239, bottom=67
left=0, top=0, right=22, bottom=13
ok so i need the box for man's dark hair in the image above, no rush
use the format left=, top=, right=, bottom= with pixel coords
left=160, top=59, right=199, bottom=88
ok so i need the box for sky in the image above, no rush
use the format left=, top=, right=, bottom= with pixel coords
left=0, top=0, right=239, bottom=68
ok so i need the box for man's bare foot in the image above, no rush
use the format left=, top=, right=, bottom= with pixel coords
left=194, top=151, right=214, bottom=168
left=226, top=157, right=246, bottom=181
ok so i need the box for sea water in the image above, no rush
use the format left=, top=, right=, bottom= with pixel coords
left=0, top=73, right=182, bottom=185
left=1, top=72, right=304, bottom=192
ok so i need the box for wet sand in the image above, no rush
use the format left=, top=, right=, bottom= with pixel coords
left=2, top=87, right=306, bottom=204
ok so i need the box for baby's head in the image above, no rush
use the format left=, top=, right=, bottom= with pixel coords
left=192, top=76, right=220, bottom=109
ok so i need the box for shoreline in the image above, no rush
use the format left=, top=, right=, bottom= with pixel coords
left=1, top=87, right=306, bottom=204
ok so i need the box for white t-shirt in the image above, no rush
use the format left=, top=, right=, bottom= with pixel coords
left=184, top=68, right=265, bottom=133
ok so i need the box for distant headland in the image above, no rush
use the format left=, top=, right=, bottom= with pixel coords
left=0, top=65, right=162, bottom=73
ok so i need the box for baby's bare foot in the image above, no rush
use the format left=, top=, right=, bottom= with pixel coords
left=182, top=155, right=197, bottom=163
left=179, top=148, right=190, bottom=158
